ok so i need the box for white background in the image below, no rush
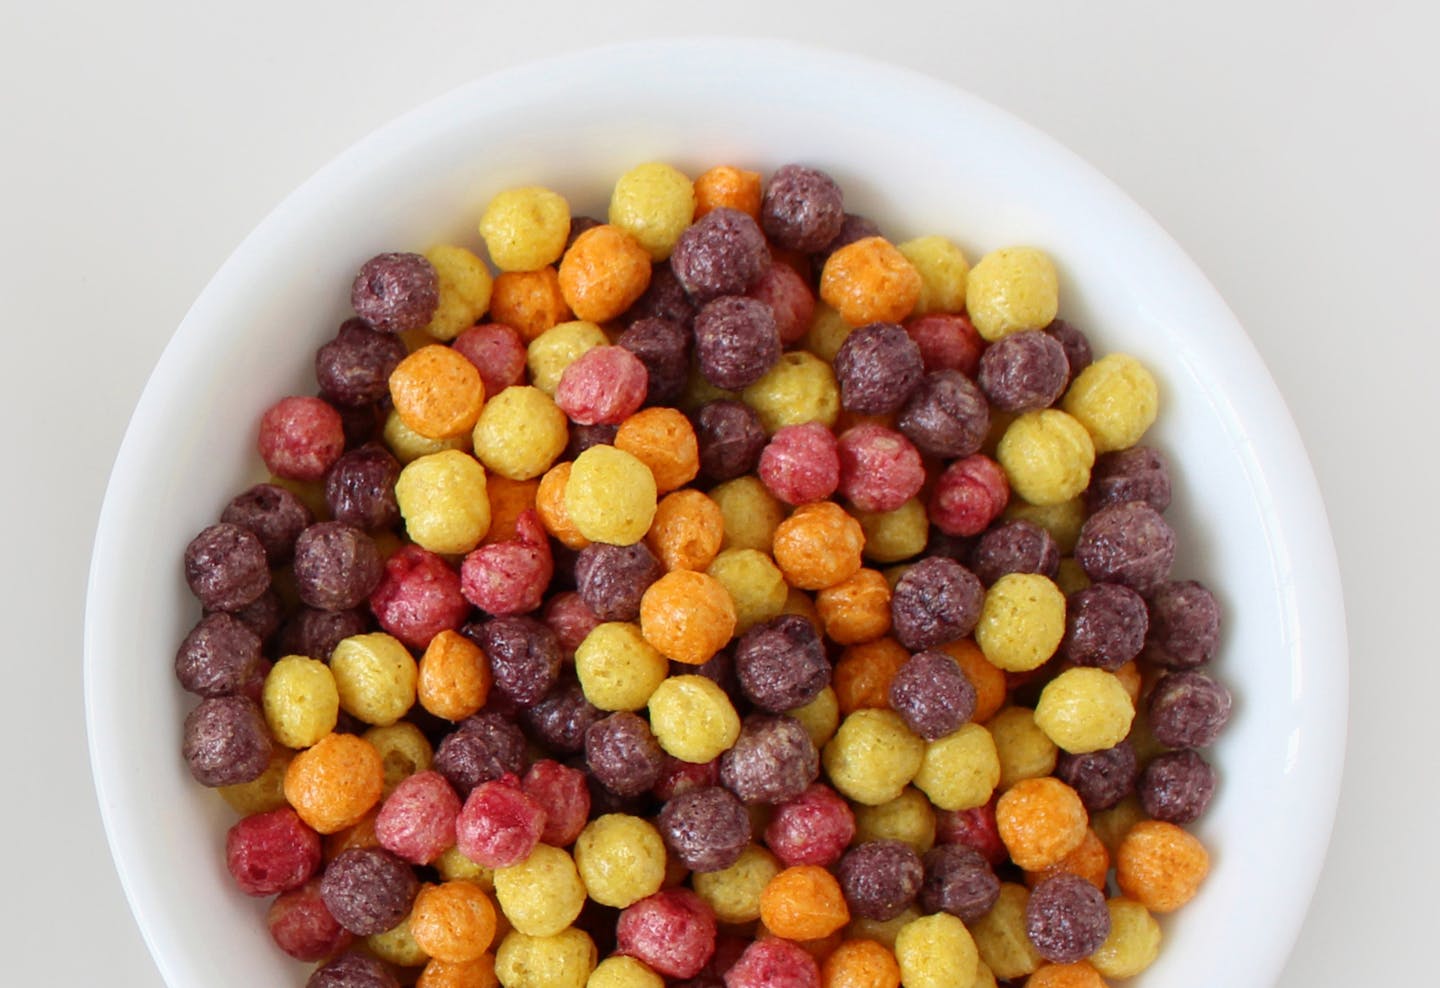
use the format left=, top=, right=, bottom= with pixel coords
left=3, top=0, right=1435, bottom=983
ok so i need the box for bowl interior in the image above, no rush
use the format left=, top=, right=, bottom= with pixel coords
left=86, top=39, right=1345, bottom=988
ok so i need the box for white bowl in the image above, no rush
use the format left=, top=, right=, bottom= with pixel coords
left=86, top=38, right=1346, bottom=988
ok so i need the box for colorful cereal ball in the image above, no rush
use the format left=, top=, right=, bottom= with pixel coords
left=453, top=323, right=528, bottom=399
left=639, top=570, right=736, bottom=665
left=759, top=422, right=841, bottom=506
left=995, top=777, right=1088, bottom=872
left=556, top=346, right=649, bottom=426
left=352, top=251, right=439, bottom=334
left=266, top=878, right=352, bottom=962
left=575, top=622, right=668, bottom=712
left=823, top=709, right=925, bottom=806
left=494, top=844, right=586, bottom=937
left=853, top=499, right=928, bottom=565
left=263, top=655, right=339, bottom=748
left=376, top=770, right=460, bottom=865
left=996, top=410, right=1096, bottom=507
left=975, top=573, right=1067, bottom=673
left=425, top=245, right=494, bottom=341
left=893, top=912, right=979, bottom=988
left=457, top=777, right=546, bottom=868
left=1026, top=873, right=1111, bottom=963
left=897, top=236, right=970, bottom=316
left=1061, top=354, right=1159, bottom=454
left=711, top=476, right=785, bottom=553
left=787, top=685, right=841, bottom=751
left=573, top=813, right=668, bottom=908
left=310, top=950, right=403, bottom=988
left=820, top=238, right=921, bottom=326
left=490, top=267, right=572, bottom=342
left=734, top=613, right=830, bottom=714
left=836, top=425, right=925, bottom=514
left=565, top=445, right=659, bottom=546
left=726, top=936, right=821, bottom=988
left=816, top=568, right=892, bottom=645
left=1026, top=961, right=1108, bottom=988
left=615, top=406, right=701, bottom=494
left=527, top=319, right=610, bottom=396
left=258, top=396, right=346, bottom=483
left=742, top=351, right=842, bottom=434
left=694, top=295, right=782, bottom=391
left=646, top=489, right=724, bottom=572
left=965, top=247, right=1060, bottom=342
left=389, top=345, right=486, bottom=441
left=616, top=888, right=718, bottom=979
left=987, top=706, right=1059, bottom=791
left=495, top=927, right=596, bottom=988
left=648, top=674, right=742, bottom=763
left=219, top=747, right=293, bottom=815
left=559, top=225, right=653, bottom=323
left=225, top=806, right=322, bottom=896
left=772, top=501, right=866, bottom=591
left=764, top=784, right=856, bottom=868
left=284, top=732, right=385, bottom=834
left=396, top=450, right=491, bottom=555
left=479, top=186, right=571, bottom=272
left=694, top=843, right=782, bottom=924
left=1034, top=668, right=1135, bottom=754
left=670, top=206, right=769, bottom=301
left=928, top=454, right=1011, bottom=538
left=329, top=632, right=418, bottom=727
left=609, top=162, right=695, bottom=261
left=383, top=407, right=472, bottom=465
left=820, top=938, right=900, bottom=988
left=968, top=883, right=1042, bottom=981
left=694, top=164, right=763, bottom=219
left=418, top=630, right=491, bottom=722
left=1115, top=820, right=1209, bottom=913
left=1087, top=898, right=1161, bottom=979
left=913, top=723, right=1001, bottom=812
left=472, top=386, right=569, bottom=481
left=588, top=955, right=664, bottom=988
left=760, top=865, right=851, bottom=941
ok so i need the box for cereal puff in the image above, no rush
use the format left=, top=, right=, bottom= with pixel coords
left=975, top=573, right=1067, bottom=673
left=527, top=320, right=610, bottom=396
left=760, top=865, right=851, bottom=941
left=913, top=723, right=1002, bottom=812
left=648, top=674, right=742, bottom=763
left=587, top=955, right=665, bottom=988
left=329, top=632, right=419, bottom=727
left=853, top=788, right=937, bottom=855
left=740, top=351, right=842, bottom=434
left=558, top=225, right=653, bottom=323
left=987, top=706, right=1060, bottom=791
left=490, top=267, right=572, bottom=342
left=218, top=748, right=292, bottom=816
left=816, top=568, right=892, bottom=646
left=996, top=410, right=1095, bottom=507
left=418, top=628, right=492, bottom=722
left=1061, top=354, right=1159, bottom=454
left=994, top=777, right=1088, bottom=872
left=494, top=844, right=586, bottom=937
left=425, top=245, right=495, bottom=341
left=1004, top=496, right=1088, bottom=556
left=367, top=909, right=429, bottom=968
left=384, top=408, right=473, bottom=465
left=820, top=237, right=922, bottom=326
left=821, top=938, right=901, bottom=988
left=894, top=912, right=979, bottom=988
left=495, top=927, right=597, bottom=988
left=823, top=709, right=926, bottom=806
left=615, top=407, right=700, bottom=494
left=1034, top=668, right=1135, bottom=754
left=897, top=236, right=970, bottom=316
left=1087, top=898, right=1161, bottom=978
left=417, top=953, right=499, bottom=988
left=1114, top=820, right=1209, bottom=913
left=362, top=721, right=433, bottom=795
left=852, top=498, right=929, bottom=566
left=575, top=622, right=669, bottom=712
left=646, top=489, right=724, bottom=572
left=479, top=186, right=571, bottom=273
left=804, top=302, right=856, bottom=363
left=707, top=548, right=789, bottom=635
left=693, top=843, right=781, bottom=925
left=969, top=883, right=1043, bottom=981
left=609, top=162, right=696, bottom=261
left=390, top=345, right=487, bottom=440
left=262, top=655, right=339, bottom=749
left=395, top=449, right=491, bottom=555
left=710, top=475, right=786, bottom=553
left=536, top=462, right=591, bottom=551
left=565, top=445, right=658, bottom=546
left=772, top=500, right=866, bottom=591
left=472, top=386, right=569, bottom=481
left=965, top=247, right=1060, bottom=342
left=639, top=569, right=736, bottom=665
left=283, top=732, right=385, bottom=834
left=573, top=814, right=668, bottom=908
left=693, top=164, right=763, bottom=220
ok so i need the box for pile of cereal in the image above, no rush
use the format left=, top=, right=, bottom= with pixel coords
left=176, top=160, right=1230, bottom=988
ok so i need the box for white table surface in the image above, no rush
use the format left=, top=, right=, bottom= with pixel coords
left=4, top=0, right=1435, bottom=982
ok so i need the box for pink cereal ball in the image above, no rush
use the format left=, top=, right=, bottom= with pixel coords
left=906, top=313, right=985, bottom=377
left=368, top=544, right=469, bottom=650
left=555, top=345, right=650, bottom=426
left=836, top=423, right=926, bottom=513
left=929, top=454, right=1011, bottom=537
left=453, top=323, right=528, bottom=396
left=724, top=938, right=821, bottom=988
left=758, top=422, right=841, bottom=506
left=375, top=770, right=461, bottom=865
left=764, top=783, right=857, bottom=868
left=225, top=807, right=322, bottom=897
left=454, top=775, right=547, bottom=868
left=617, top=887, right=718, bottom=979
left=543, top=592, right=603, bottom=658
left=522, top=760, right=592, bottom=846
left=748, top=260, right=816, bottom=345
left=461, top=510, right=554, bottom=616
left=267, top=879, right=354, bottom=962
left=258, top=396, right=346, bottom=482
left=654, top=755, right=722, bottom=802
left=935, top=798, right=1007, bottom=868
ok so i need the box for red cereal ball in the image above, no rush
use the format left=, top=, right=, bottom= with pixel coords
left=748, top=260, right=816, bottom=345
left=836, top=425, right=925, bottom=513
left=455, top=775, right=547, bottom=868
left=368, top=543, right=469, bottom=651
left=934, top=798, right=1007, bottom=869
left=724, top=937, right=821, bottom=988
left=758, top=422, right=841, bottom=506
left=375, top=770, right=461, bottom=865
left=461, top=510, right=554, bottom=616
left=929, top=454, right=1010, bottom=537
left=452, top=323, right=528, bottom=396
left=225, top=806, right=322, bottom=896
left=905, top=313, right=985, bottom=376
left=522, top=759, right=592, bottom=846
left=259, top=396, right=346, bottom=482
left=555, top=345, right=651, bottom=425
left=617, top=887, right=718, bottom=979
left=543, top=591, right=603, bottom=659
left=655, top=755, right=722, bottom=802
left=764, top=783, right=856, bottom=868
left=267, top=878, right=353, bottom=962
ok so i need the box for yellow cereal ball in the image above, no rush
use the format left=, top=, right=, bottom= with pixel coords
left=219, top=747, right=293, bottom=815
left=329, top=632, right=419, bottom=727
left=912, top=723, right=1001, bottom=812
left=1034, top=668, right=1135, bottom=754
left=575, top=622, right=669, bottom=712
left=965, top=247, right=1060, bottom=342
left=894, top=912, right=979, bottom=988
left=565, top=445, right=658, bottom=546
left=1087, top=898, right=1161, bottom=979
left=527, top=320, right=609, bottom=396
left=848, top=906, right=921, bottom=951
left=535, top=462, right=590, bottom=551
left=707, top=548, right=789, bottom=634
left=494, top=844, right=586, bottom=937
left=693, top=844, right=782, bottom=924
left=740, top=351, right=841, bottom=434
left=573, top=814, right=667, bottom=908
left=897, top=236, right=970, bottom=316
left=973, top=960, right=1000, bottom=988
left=435, top=846, right=496, bottom=889
left=368, top=909, right=429, bottom=967
left=426, top=245, right=495, bottom=341
left=853, top=498, right=929, bottom=565
left=853, top=788, right=936, bottom=854
left=711, top=476, right=786, bottom=553
left=987, top=706, right=1059, bottom=790
left=997, top=410, right=1095, bottom=507
left=1062, top=354, right=1159, bottom=454
left=495, top=927, right=597, bottom=988
left=262, top=655, right=339, bottom=749
left=823, top=709, right=926, bottom=806
left=804, top=302, right=856, bottom=363
left=1055, top=557, right=1091, bottom=595
left=1004, top=496, right=1087, bottom=555
left=975, top=573, right=1067, bottom=673
left=587, top=955, right=664, bottom=988
left=786, top=685, right=840, bottom=750
left=384, top=408, right=473, bottom=465
left=396, top=449, right=491, bottom=555
left=647, top=674, right=741, bottom=763
left=608, top=162, right=696, bottom=261
left=363, top=721, right=434, bottom=796
left=480, top=186, right=571, bottom=273
left=970, top=883, right=1043, bottom=981
left=1090, top=796, right=1148, bottom=858
left=471, top=386, right=569, bottom=482
left=391, top=345, right=487, bottom=440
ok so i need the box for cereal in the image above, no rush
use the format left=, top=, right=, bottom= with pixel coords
left=490, top=267, right=572, bottom=342
left=309, top=950, right=401, bottom=988
left=185, top=523, right=271, bottom=613
left=694, top=400, right=767, bottom=484
left=556, top=346, right=649, bottom=426
left=974, top=573, right=1066, bottom=673
left=934, top=799, right=1007, bottom=868
left=968, top=883, right=1042, bottom=981
left=772, top=501, right=865, bottom=591
left=1073, top=502, right=1176, bottom=597
left=266, top=878, right=352, bottom=962
left=648, top=675, right=742, bottom=764
left=760, top=864, right=851, bottom=940
left=1061, top=583, right=1148, bottom=671
left=352, top=252, right=439, bottom=333
left=471, top=616, right=563, bottom=710
left=965, top=247, right=1059, bottom=342
left=1034, top=668, right=1135, bottom=754
left=183, top=695, right=273, bottom=787
left=893, top=912, right=978, bottom=988
left=586, top=711, right=666, bottom=797
left=495, top=844, right=586, bottom=937
left=389, top=344, right=486, bottom=440
left=495, top=927, right=597, bottom=988
left=694, top=296, right=781, bottom=390
left=764, top=784, right=855, bottom=868
left=329, top=632, right=419, bottom=727
left=970, top=519, right=1060, bottom=587
left=456, top=777, right=546, bottom=869
left=418, top=630, right=492, bottom=722
left=610, top=162, right=696, bottom=261
left=1026, top=873, right=1111, bottom=963
left=694, top=843, right=782, bottom=924
left=819, top=938, right=899, bottom=988
left=734, top=614, right=830, bottom=714
left=223, top=483, right=314, bottom=567
left=559, top=225, right=653, bottom=323
left=219, top=747, right=293, bottom=815
left=377, top=770, right=461, bottom=865
left=995, top=777, right=1088, bottom=872
left=617, top=317, right=690, bottom=407
left=566, top=444, right=659, bottom=546
left=659, top=785, right=752, bottom=873
left=364, top=721, right=432, bottom=796
left=1087, top=445, right=1172, bottom=514
left=461, top=510, right=554, bottom=616
left=978, top=330, right=1069, bottom=413
left=822, top=710, right=924, bottom=807
left=384, top=407, right=473, bottom=464
left=1138, top=749, right=1217, bottom=824
left=834, top=841, right=922, bottom=923
left=646, top=489, right=724, bottom=572
left=589, top=955, right=664, bottom=988
left=317, top=318, right=410, bottom=408
left=912, top=723, right=1001, bottom=812
left=576, top=542, right=665, bottom=623
left=762, top=165, right=845, bottom=252
left=1143, top=579, right=1221, bottom=668
left=1061, top=354, right=1159, bottom=454
left=639, top=570, right=736, bottom=666
left=293, top=521, right=384, bottom=612
left=671, top=207, right=769, bottom=301
left=1147, top=669, right=1231, bottom=747
left=175, top=612, right=265, bottom=699
left=285, top=733, right=385, bottom=834
left=721, top=714, right=820, bottom=805
left=888, top=651, right=976, bottom=741
left=1087, top=898, right=1161, bottom=979
left=396, top=450, right=491, bottom=555
left=852, top=499, right=929, bottom=565
left=433, top=712, right=526, bottom=796
left=804, top=302, right=856, bottom=363
left=836, top=425, right=925, bottom=514
left=263, top=655, right=340, bottom=748
left=832, top=637, right=910, bottom=715
left=366, top=912, right=427, bottom=969
left=815, top=568, right=891, bottom=646
left=480, top=186, right=571, bottom=272
left=896, top=370, right=989, bottom=461
left=324, top=443, right=402, bottom=533
left=905, top=313, right=984, bottom=378
left=759, top=422, right=841, bottom=505
left=519, top=674, right=603, bottom=757
left=473, top=384, right=569, bottom=481
left=519, top=761, right=590, bottom=847
left=528, top=320, right=610, bottom=396
left=987, top=706, right=1059, bottom=791
left=890, top=557, right=984, bottom=651
left=624, top=259, right=696, bottom=327
left=996, top=409, right=1095, bottom=507
left=225, top=806, right=322, bottom=896
left=616, top=888, right=717, bottom=978
left=832, top=323, right=924, bottom=415
left=749, top=261, right=816, bottom=345
left=919, top=844, right=1000, bottom=923
left=574, top=621, right=668, bottom=712
left=615, top=406, right=700, bottom=493
left=420, top=244, right=494, bottom=341
left=694, top=165, right=763, bottom=220
left=408, top=879, right=499, bottom=964
left=454, top=323, right=529, bottom=398
left=711, top=475, right=785, bottom=553
left=574, top=813, right=668, bottom=908
left=320, top=846, right=419, bottom=937
left=1053, top=741, right=1139, bottom=813
left=928, top=454, right=1010, bottom=537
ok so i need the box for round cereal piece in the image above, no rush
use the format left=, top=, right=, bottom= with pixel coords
left=480, top=186, right=571, bottom=273
left=987, top=706, right=1058, bottom=791
left=588, top=955, right=663, bottom=988
left=995, top=778, right=1088, bottom=872
left=660, top=785, right=752, bottom=873
left=519, top=673, right=603, bottom=757
left=278, top=608, right=370, bottom=665
left=1034, top=668, right=1135, bottom=755
left=1026, top=826, right=1111, bottom=892
left=820, top=239, right=921, bottom=327
left=384, top=407, right=473, bottom=465
left=815, top=568, right=891, bottom=646
left=409, top=880, right=499, bottom=965
left=694, top=400, right=767, bottom=484
left=693, top=164, right=763, bottom=220
left=1073, top=502, right=1176, bottom=598
left=1147, top=670, right=1232, bottom=748
left=418, top=630, right=492, bottom=722
left=890, top=557, right=984, bottom=651
left=971, top=519, right=1060, bottom=587
left=263, top=655, right=340, bottom=748
left=804, top=302, right=856, bottom=363
left=389, top=345, right=486, bottom=440
left=758, top=422, right=841, bottom=506
left=835, top=841, right=922, bottom=922
left=762, top=164, right=844, bottom=252
left=324, top=443, right=401, bottom=532
left=977, top=330, right=1069, bottom=413
left=832, top=637, right=910, bottom=715
left=364, top=721, right=433, bottom=796
left=965, top=247, right=1059, bottom=342
left=566, top=445, right=659, bottom=546
left=639, top=569, right=737, bottom=666
left=852, top=499, right=928, bottom=566
left=609, top=162, right=696, bottom=261
left=184, top=523, right=270, bottom=613
left=175, top=612, right=265, bottom=699
left=433, top=712, right=526, bottom=796
left=495, top=927, right=596, bottom=988
left=225, top=806, right=322, bottom=897
left=1025, top=873, right=1111, bottom=964
left=370, top=543, right=469, bottom=650
left=743, top=353, right=842, bottom=439
left=521, top=760, right=591, bottom=847
left=786, top=684, right=841, bottom=751
left=574, top=813, right=668, bottom=909
left=693, top=843, right=781, bottom=925
left=456, top=777, right=547, bottom=869
left=832, top=322, right=924, bottom=414
left=575, top=621, right=668, bottom=712
left=646, top=489, right=724, bottom=573
left=920, top=844, right=1000, bottom=923
left=470, top=386, right=571, bottom=482
left=1062, top=583, right=1149, bottom=670
left=694, top=295, right=781, bottom=391
left=887, top=651, right=976, bottom=742
left=772, top=501, right=866, bottom=591
left=528, top=320, right=610, bottom=396
left=836, top=425, right=925, bottom=514
left=223, top=482, right=314, bottom=566
left=328, top=632, right=418, bottom=727
left=424, top=244, right=495, bottom=340
left=1026, top=960, right=1108, bottom=988
left=1087, top=446, right=1172, bottom=514
left=893, top=912, right=978, bottom=988
left=617, top=317, right=690, bottom=407
left=764, top=783, right=855, bottom=868
left=974, top=573, right=1067, bottom=673
left=1143, top=579, right=1221, bottom=668
left=822, top=709, right=924, bottom=807
left=557, top=346, right=649, bottom=426
left=935, top=640, right=1006, bottom=724
left=905, top=312, right=984, bottom=377
left=219, top=746, right=293, bottom=815
left=929, top=454, right=1011, bottom=538
left=559, top=225, right=653, bottom=324
left=586, top=711, right=666, bottom=797
left=749, top=261, right=816, bottom=347
left=1004, top=497, right=1088, bottom=557
left=726, top=937, right=822, bottom=988
left=671, top=206, right=769, bottom=301
left=759, top=864, right=851, bottom=941
left=710, top=476, right=785, bottom=553
left=648, top=675, right=741, bottom=764
left=616, top=888, right=717, bottom=979
left=376, top=769, right=461, bottom=865
left=469, top=616, right=563, bottom=710
left=1043, top=318, right=1094, bottom=386
left=734, top=614, right=830, bottom=714
left=266, top=878, right=351, bottom=962
left=819, top=937, right=900, bottom=988
left=317, top=317, right=410, bottom=408
left=1062, top=354, right=1159, bottom=454
left=615, top=406, right=700, bottom=494
left=490, top=267, right=573, bottom=342
left=293, top=522, right=384, bottom=612
left=318, top=849, right=418, bottom=942
left=286, top=733, right=384, bottom=834
left=623, top=258, right=695, bottom=326
left=896, top=235, right=969, bottom=316
left=494, top=844, right=586, bottom=937
left=365, top=912, right=427, bottom=970
left=896, top=370, right=990, bottom=461
left=996, top=410, right=1095, bottom=507
left=352, top=252, right=439, bottom=334
left=182, top=695, right=272, bottom=788
left=1087, top=898, right=1160, bottom=979
left=934, top=800, right=1007, bottom=870
left=913, top=723, right=1001, bottom=812
left=396, top=450, right=491, bottom=555
left=308, top=950, right=401, bottom=988
left=721, top=714, right=820, bottom=805
left=968, top=883, right=1042, bottom=981
left=576, top=542, right=664, bottom=623
left=417, top=953, right=499, bottom=988
left=1138, top=749, right=1217, bottom=824
left=1054, top=741, right=1139, bottom=814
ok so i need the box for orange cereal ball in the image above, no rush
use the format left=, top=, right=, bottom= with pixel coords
left=706, top=548, right=788, bottom=634
left=759, top=865, right=851, bottom=941
left=284, top=732, right=385, bottom=834
left=390, top=345, right=487, bottom=440
left=535, top=462, right=590, bottom=550
left=646, top=489, right=724, bottom=572
left=527, top=320, right=609, bottom=396
left=853, top=787, right=936, bottom=854
left=411, top=880, right=499, bottom=963
left=938, top=640, right=1008, bottom=724
left=820, top=237, right=922, bottom=326
left=482, top=475, right=540, bottom=545
left=1026, top=828, right=1110, bottom=892
left=615, top=407, right=700, bottom=493
left=609, top=162, right=696, bottom=261
left=558, top=224, right=652, bottom=323
left=822, top=709, right=925, bottom=806
left=833, top=637, right=910, bottom=714
left=896, top=236, right=969, bottom=316
left=329, top=632, right=418, bottom=727
left=772, top=500, right=866, bottom=591
left=262, top=654, right=339, bottom=748
left=425, top=245, right=495, bottom=341
left=639, top=569, right=737, bottom=665
left=710, top=475, right=785, bottom=553
left=995, top=777, right=1089, bottom=872
left=853, top=499, right=929, bottom=565
left=384, top=408, right=473, bottom=465
left=648, top=674, right=741, bottom=763
left=821, top=938, right=900, bottom=988
left=1027, top=961, right=1109, bottom=988
left=969, top=882, right=1042, bottom=981
left=816, top=568, right=892, bottom=645
left=494, top=844, right=586, bottom=937
left=395, top=449, right=491, bottom=555
left=987, top=706, right=1059, bottom=791
left=966, top=247, right=1060, bottom=342
left=1114, top=820, right=1209, bottom=913
left=565, top=444, right=658, bottom=545
left=472, top=385, right=569, bottom=481
left=489, top=267, right=571, bottom=342
left=975, top=573, right=1067, bottom=673
left=913, top=723, right=1002, bottom=812
left=1061, top=354, right=1159, bottom=455
left=418, top=630, right=490, bottom=721
left=893, top=912, right=979, bottom=988
left=1087, top=898, right=1161, bottom=979
left=740, top=350, right=841, bottom=434
left=694, top=164, right=763, bottom=220
left=786, top=685, right=841, bottom=751
left=479, top=186, right=572, bottom=273
left=494, top=927, right=596, bottom=988
left=1034, top=668, right=1135, bottom=754
left=418, top=953, right=498, bottom=988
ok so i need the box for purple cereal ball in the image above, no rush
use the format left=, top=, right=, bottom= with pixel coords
left=350, top=252, right=439, bottom=334
left=175, top=612, right=264, bottom=698
left=890, top=556, right=985, bottom=651
left=278, top=606, right=371, bottom=662
left=1043, top=318, right=1093, bottom=386
left=623, top=260, right=697, bottom=328
left=221, top=483, right=313, bottom=565
left=315, top=317, right=409, bottom=408
left=977, top=330, right=1069, bottom=413
left=216, top=588, right=285, bottom=644
left=762, top=164, right=845, bottom=253
left=307, top=950, right=400, bottom=988
left=832, top=323, right=925, bottom=416
left=719, top=714, right=818, bottom=805
left=694, top=400, right=767, bottom=484
left=1026, top=873, right=1112, bottom=963
left=659, top=786, right=752, bottom=873
left=565, top=422, right=621, bottom=460
left=184, top=523, right=271, bottom=612
left=337, top=402, right=384, bottom=450
left=1088, top=446, right=1173, bottom=514
left=1053, top=741, right=1139, bottom=812
left=575, top=541, right=664, bottom=623
left=694, top=296, right=781, bottom=391
left=432, top=712, right=527, bottom=795
left=1062, top=582, right=1149, bottom=670
left=521, top=672, right=604, bottom=755
left=1138, top=748, right=1218, bottom=824
left=671, top=207, right=772, bottom=303
left=319, top=847, right=419, bottom=937
left=1144, top=579, right=1221, bottom=669
left=734, top=614, right=831, bottom=714
left=897, top=370, right=991, bottom=460
left=969, top=519, right=1060, bottom=587
left=919, top=844, right=1001, bottom=922
left=323, top=443, right=401, bottom=532
left=466, top=616, right=562, bottom=709
left=1147, top=670, right=1233, bottom=748
left=182, top=695, right=273, bottom=787
left=1074, top=501, right=1176, bottom=597
left=586, top=711, right=666, bottom=798
left=888, top=650, right=977, bottom=741
left=292, top=522, right=383, bottom=612
left=836, top=840, right=924, bottom=922
left=618, top=317, right=691, bottom=407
